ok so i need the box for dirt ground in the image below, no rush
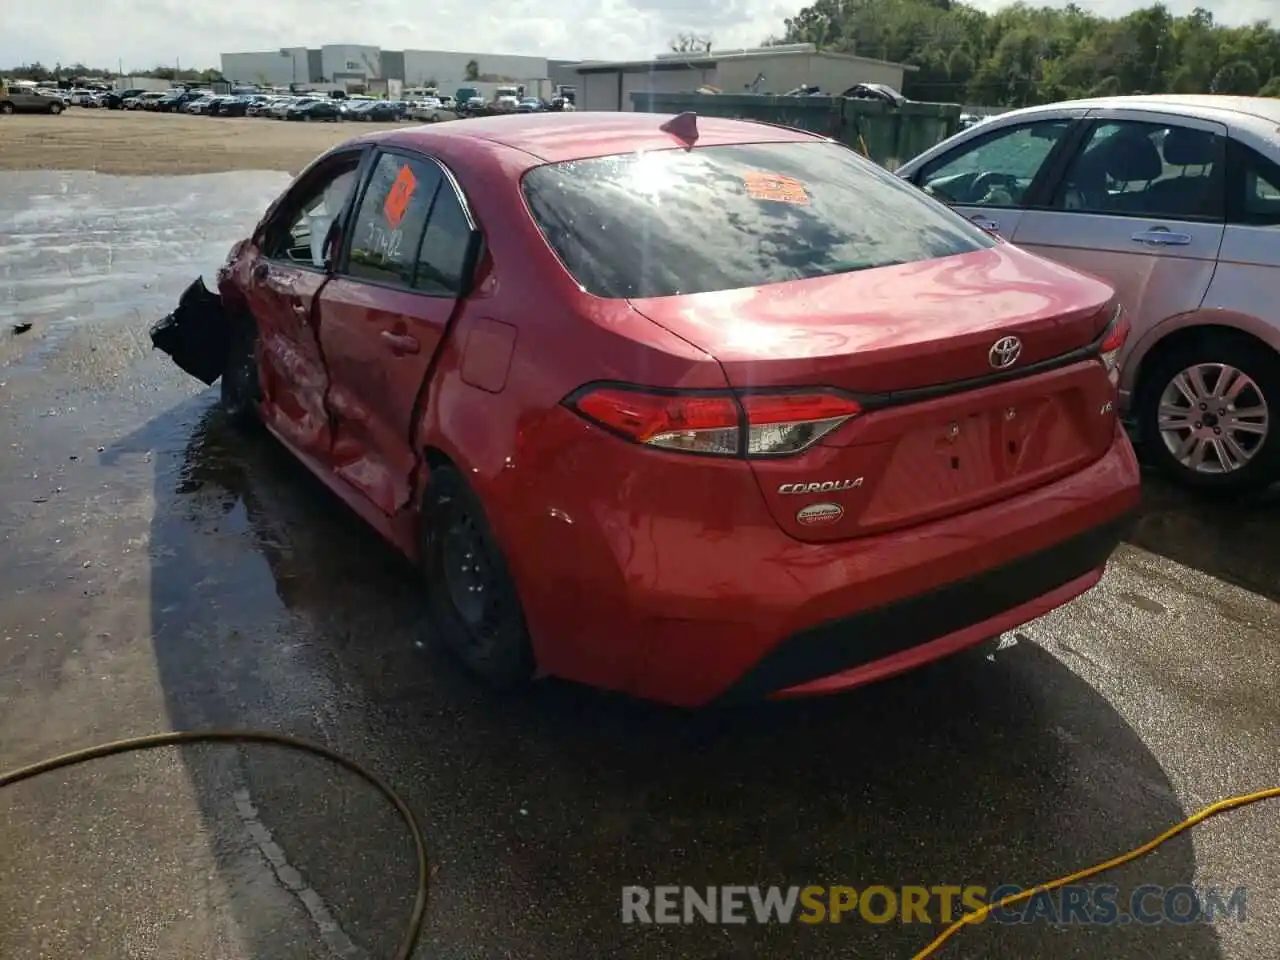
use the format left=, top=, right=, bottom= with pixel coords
left=0, top=109, right=400, bottom=174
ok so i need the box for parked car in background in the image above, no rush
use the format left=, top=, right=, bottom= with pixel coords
left=408, top=99, right=456, bottom=123
left=269, top=97, right=302, bottom=119
left=286, top=99, right=341, bottom=122
left=186, top=95, right=221, bottom=115
left=157, top=90, right=208, bottom=113
left=340, top=99, right=375, bottom=121
left=153, top=113, right=1140, bottom=706
left=247, top=97, right=284, bottom=117
left=209, top=96, right=242, bottom=116
left=0, top=84, right=65, bottom=115
left=363, top=100, right=406, bottom=122
left=131, top=92, right=168, bottom=110
left=338, top=95, right=376, bottom=117
left=516, top=97, right=544, bottom=113
left=102, top=88, right=148, bottom=109
left=898, top=94, right=1280, bottom=493
left=215, top=95, right=270, bottom=117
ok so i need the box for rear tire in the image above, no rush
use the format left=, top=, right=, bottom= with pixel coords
left=0, top=102, right=14, bottom=115
left=220, top=312, right=261, bottom=428
left=422, top=465, right=534, bottom=690
left=1137, top=333, right=1280, bottom=495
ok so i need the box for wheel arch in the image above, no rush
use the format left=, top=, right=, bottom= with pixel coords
left=1123, top=309, right=1280, bottom=414
left=1129, top=317, right=1280, bottom=491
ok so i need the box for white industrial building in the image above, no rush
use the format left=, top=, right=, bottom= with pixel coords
left=574, top=44, right=916, bottom=112
left=220, top=45, right=557, bottom=95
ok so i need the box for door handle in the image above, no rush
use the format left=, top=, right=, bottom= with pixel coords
left=380, top=330, right=420, bottom=355
left=289, top=301, right=308, bottom=319
left=971, top=215, right=1000, bottom=232
left=1131, top=228, right=1192, bottom=246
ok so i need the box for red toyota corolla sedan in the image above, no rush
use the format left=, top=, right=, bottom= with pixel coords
left=154, top=111, right=1141, bottom=707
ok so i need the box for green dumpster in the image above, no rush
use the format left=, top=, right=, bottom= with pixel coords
left=630, top=92, right=961, bottom=170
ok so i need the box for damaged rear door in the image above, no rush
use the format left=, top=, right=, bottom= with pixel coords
left=237, top=149, right=365, bottom=461
left=317, top=148, right=480, bottom=514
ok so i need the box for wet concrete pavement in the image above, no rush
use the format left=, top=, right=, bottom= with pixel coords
left=1, top=170, right=1279, bottom=960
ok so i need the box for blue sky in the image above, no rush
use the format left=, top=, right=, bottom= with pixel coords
left=1, top=0, right=1271, bottom=72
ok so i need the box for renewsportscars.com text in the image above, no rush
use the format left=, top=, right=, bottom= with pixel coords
left=621, top=884, right=1247, bottom=926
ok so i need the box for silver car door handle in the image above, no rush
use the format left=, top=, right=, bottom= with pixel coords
left=1131, top=228, right=1192, bottom=246
left=971, top=216, right=1000, bottom=231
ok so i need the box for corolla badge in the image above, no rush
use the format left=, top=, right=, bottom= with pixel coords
left=988, top=335, right=1022, bottom=369
left=777, top=478, right=863, bottom=495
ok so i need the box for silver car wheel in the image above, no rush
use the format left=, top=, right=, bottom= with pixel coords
left=1158, top=362, right=1269, bottom=474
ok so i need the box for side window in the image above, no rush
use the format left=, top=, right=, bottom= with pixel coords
left=1229, top=141, right=1280, bottom=226
left=918, top=119, right=1071, bottom=208
left=1053, top=120, right=1223, bottom=221
left=345, top=152, right=442, bottom=288
left=264, top=155, right=362, bottom=266
left=413, top=174, right=474, bottom=296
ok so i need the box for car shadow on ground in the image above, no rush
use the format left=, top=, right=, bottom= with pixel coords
left=109, top=393, right=1225, bottom=960
left=1126, top=459, right=1280, bottom=606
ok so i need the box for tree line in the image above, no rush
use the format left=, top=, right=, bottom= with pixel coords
left=3, top=62, right=226, bottom=84
left=774, top=1, right=1280, bottom=105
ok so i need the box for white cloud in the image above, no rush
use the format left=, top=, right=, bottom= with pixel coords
left=0, top=0, right=1271, bottom=72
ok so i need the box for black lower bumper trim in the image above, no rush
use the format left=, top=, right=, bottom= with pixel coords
left=719, top=512, right=1136, bottom=703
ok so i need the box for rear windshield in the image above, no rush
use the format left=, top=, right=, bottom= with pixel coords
left=522, top=141, right=995, bottom=299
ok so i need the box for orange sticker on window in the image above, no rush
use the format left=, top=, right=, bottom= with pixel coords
left=383, top=164, right=418, bottom=229
left=744, top=171, right=809, bottom=205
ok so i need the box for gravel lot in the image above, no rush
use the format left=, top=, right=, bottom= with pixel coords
left=0, top=109, right=396, bottom=174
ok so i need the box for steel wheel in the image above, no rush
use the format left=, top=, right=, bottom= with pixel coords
left=1157, top=362, right=1269, bottom=475
left=423, top=466, right=533, bottom=689
left=441, top=512, right=503, bottom=641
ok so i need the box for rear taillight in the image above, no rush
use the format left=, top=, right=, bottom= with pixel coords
left=1098, top=304, right=1130, bottom=386
left=566, top=385, right=861, bottom=458
left=739, top=393, right=861, bottom=456
left=571, top=388, right=741, bottom=455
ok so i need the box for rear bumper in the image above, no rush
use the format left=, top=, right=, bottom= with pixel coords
left=719, top=513, right=1132, bottom=703
left=505, top=417, right=1141, bottom=707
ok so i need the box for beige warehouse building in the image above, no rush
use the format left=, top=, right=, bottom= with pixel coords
left=574, top=43, right=916, bottom=112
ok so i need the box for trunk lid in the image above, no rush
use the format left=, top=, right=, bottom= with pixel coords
left=629, top=246, right=1114, bottom=393
left=629, top=246, right=1120, bottom=542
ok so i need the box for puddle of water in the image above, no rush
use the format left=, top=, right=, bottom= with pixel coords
left=0, top=170, right=289, bottom=373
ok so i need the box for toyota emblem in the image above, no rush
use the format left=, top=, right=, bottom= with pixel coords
left=988, top=335, right=1022, bottom=369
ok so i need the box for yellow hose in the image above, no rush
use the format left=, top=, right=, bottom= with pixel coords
left=912, top=785, right=1280, bottom=958
left=5, top=732, right=1274, bottom=960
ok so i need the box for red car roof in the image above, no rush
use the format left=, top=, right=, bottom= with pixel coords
left=367, top=111, right=825, bottom=164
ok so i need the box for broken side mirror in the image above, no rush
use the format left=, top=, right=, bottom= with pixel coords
left=456, top=229, right=485, bottom=298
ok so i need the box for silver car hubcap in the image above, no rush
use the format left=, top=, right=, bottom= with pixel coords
left=1158, top=363, right=1269, bottom=474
